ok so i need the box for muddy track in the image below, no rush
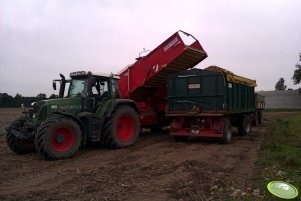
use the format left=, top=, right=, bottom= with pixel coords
left=0, top=109, right=297, bottom=201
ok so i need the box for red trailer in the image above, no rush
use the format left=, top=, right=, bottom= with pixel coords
left=117, top=30, right=208, bottom=129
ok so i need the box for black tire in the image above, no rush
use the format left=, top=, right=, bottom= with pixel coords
left=252, top=112, right=259, bottom=126
left=5, top=117, right=36, bottom=154
left=258, top=111, right=263, bottom=124
left=102, top=105, right=140, bottom=148
left=35, top=115, right=82, bottom=160
left=150, top=124, right=162, bottom=132
left=222, top=118, right=232, bottom=144
left=173, top=136, right=188, bottom=142
left=238, top=116, right=252, bottom=136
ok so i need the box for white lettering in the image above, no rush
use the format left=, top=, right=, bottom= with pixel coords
left=163, top=37, right=179, bottom=52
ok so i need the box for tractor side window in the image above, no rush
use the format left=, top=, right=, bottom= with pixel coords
left=69, top=79, right=87, bottom=97
left=92, top=82, right=100, bottom=96
left=100, top=82, right=108, bottom=95
left=100, top=81, right=110, bottom=99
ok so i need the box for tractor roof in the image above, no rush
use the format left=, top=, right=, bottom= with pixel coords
left=70, top=71, right=120, bottom=79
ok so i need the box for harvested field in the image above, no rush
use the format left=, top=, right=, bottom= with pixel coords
left=0, top=108, right=297, bottom=201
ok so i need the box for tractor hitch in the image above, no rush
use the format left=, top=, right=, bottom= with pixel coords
left=5, top=118, right=36, bottom=141
left=7, top=127, right=35, bottom=141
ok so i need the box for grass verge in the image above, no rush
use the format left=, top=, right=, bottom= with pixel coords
left=264, top=108, right=301, bottom=112
left=251, top=114, right=301, bottom=200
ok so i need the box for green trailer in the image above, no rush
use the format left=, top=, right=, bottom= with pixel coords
left=167, top=66, right=263, bottom=143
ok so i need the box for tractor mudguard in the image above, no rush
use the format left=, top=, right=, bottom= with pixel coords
left=105, top=99, right=139, bottom=118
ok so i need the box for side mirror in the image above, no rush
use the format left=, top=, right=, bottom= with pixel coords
left=53, top=81, right=57, bottom=90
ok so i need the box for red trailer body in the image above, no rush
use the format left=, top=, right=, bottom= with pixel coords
left=117, top=31, right=207, bottom=128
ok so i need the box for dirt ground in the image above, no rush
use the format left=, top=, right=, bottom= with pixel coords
left=0, top=108, right=297, bottom=201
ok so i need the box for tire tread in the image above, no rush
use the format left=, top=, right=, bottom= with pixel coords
left=35, top=115, right=82, bottom=160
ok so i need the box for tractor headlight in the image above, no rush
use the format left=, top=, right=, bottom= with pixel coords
left=31, top=102, right=37, bottom=107
left=28, top=102, right=38, bottom=119
left=30, top=101, right=46, bottom=122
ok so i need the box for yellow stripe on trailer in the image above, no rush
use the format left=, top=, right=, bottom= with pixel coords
left=205, top=66, right=257, bottom=87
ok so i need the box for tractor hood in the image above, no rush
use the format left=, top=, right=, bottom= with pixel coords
left=45, top=97, right=82, bottom=115
left=32, top=97, right=82, bottom=124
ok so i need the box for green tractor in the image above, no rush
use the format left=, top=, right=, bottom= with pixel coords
left=5, top=71, right=140, bottom=160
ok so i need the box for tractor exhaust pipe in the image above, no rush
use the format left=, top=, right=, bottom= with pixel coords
left=59, top=73, right=66, bottom=98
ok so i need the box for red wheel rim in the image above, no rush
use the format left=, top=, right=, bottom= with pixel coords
left=51, top=127, right=75, bottom=153
left=116, top=115, right=135, bottom=141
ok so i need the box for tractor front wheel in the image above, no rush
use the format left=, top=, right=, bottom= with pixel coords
left=35, top=115, right=82, bottom=160
left=5, top=117, right=36, bottom=154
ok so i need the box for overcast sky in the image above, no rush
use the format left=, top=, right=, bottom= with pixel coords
left=0, top=0, right=300, bottom=97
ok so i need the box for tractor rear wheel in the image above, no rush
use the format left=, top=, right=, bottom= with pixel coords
left=5, top=117, right=36, bottom=154
left=238, top=116, right=252, bottom=136
left=35, top=115, right=82, bottom=160
left=102, top=106, right=140, bottom=148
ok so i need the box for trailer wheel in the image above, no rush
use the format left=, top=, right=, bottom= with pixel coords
left=258, top=111, right=263, bottom=124
left=238, top=116, right=252, bottom=136
left=35, top=115, right=82, bottom=160
left=222, top=118, right=232, bottom=144
left=252, top=112, right=259, bottom=126
left=173, top=136, right=188, bottom=142
left=5, top=117, right=36, bottom=154
left=102, top=105, right=140, bottom=148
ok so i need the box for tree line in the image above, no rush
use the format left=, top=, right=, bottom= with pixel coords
left=0, top=93, right=58, bottom=108
left=275, top=53, right=301, bottom=91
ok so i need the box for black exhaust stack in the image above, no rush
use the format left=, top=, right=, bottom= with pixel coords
left=59, top=74, right=66, bottom=98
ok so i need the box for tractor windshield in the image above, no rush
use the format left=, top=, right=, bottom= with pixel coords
left=69, top=78, right=88, bottom=97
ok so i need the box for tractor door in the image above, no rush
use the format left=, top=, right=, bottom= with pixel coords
left=94, top=76, right=120, bottom=118
left=89, top=79, right=106, bottom=111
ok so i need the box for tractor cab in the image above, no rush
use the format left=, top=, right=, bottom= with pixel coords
left=53, top=71, right=120, bottom=112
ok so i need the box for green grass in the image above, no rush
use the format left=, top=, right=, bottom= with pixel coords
left=252, top=114, right=301, bottom=200
left=264, top=108, right=301, bottom=112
